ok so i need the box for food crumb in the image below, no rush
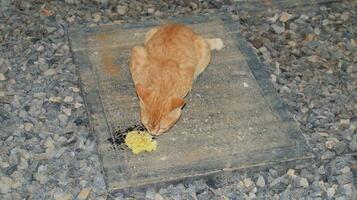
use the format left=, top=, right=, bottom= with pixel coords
left=125, top=131, right=157, bottom=154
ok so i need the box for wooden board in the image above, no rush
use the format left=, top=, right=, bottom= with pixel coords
left=69, top=14, right=313, bottom=192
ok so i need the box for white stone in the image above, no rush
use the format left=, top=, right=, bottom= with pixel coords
left=75, top=102, right=83, bottom=108
left=69, top=86, right=80, bottom=92
left=279, top=12, right=292, bottom=22
left=116, top=6, right=127, bottom=15
left=148, top=8, right=155, bottom=14
left=256, top=176, right=265, bottom=188
left=287, top=169, right=295, bottom=176
left=341, top=166, right=350, bottom=174
left=62, top=108, right=72, bottom=116
left=11, top=180, right=21, bottom=189
left=93, top=13, right=101, bottom=22
left=77, top=188, right=91, bottom=200
left=55, top=193, right=73, bottom=200
left=248, top=192, right=256, bottom=199
left=300, top=14, right=309, bottom=20
left=58, top=114, right=68, bottom=123
left=45, top=137, right=55, bottom=150
left=64, top=96, right=73, bottom=103
left=322, top=19, right=329, bottom=26
left=326, top=187, right=335, bottom=198
left=268, top=14, right=279, bottom=23
left=49, top=96, right=62, bottom=103
left=43, top=69, right=56, bottom=76
left=340, top=119, right=350, bottom=125
left=325, top=140, right=336, bottom=149
left=37, top=45, right=45, bottom=51
left=299, top=177, right=309, bottom=188
left=66, top=16, right=76, bottom=23
left=244, top=178, right=253, bottom=188
left=24, top=122, right=34, bottom=131
left=341, top=13, right=349, bottom=21
left=0, top=73, right=6, bottom=81
left=307, top=55, right=320, bottom=63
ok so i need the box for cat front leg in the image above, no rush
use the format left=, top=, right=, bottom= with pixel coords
left=130, top=46, right=148, bottom=84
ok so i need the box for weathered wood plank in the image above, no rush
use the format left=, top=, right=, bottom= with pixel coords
left=69, top=14, right=312, bottom=192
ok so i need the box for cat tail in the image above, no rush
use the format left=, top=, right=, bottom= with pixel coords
left=205, top=38, right=224, bottom=51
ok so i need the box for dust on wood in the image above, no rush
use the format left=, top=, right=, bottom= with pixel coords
left=94, top=34, right=120, bottom=75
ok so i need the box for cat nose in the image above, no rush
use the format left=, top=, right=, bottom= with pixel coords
left=148, top=126, right=161, bottom=135
left=149, top=129, right=160, bottom=136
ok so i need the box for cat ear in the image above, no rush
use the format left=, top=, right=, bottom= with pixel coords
left=135, top=84, right=151, bottom=103
left=170, top=98, right=185, bottom=110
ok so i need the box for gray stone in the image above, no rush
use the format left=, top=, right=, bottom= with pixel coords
left=44, top=69, right=56, bottom=76
left=270, top=176, right=284, bottom=187
left=326, top=187, right=335, bottom=198
left=349, top=137, right=357, bottom=151
left=322, top=19, right=330, bottom=26
left=145, top=187, right=156, bottom=199
left=256, top=176, right=265, bottom=188
left=271, top=24, right=285, bottom=34
left=46, top=26, right=57, bottom=34
left=321, top=151, right=335, bottom=160
left=0, top=176, right=13, bottom=194
left=340, top=13, right=349, bottom=21
left=336, top=173, right=352, bottom=185
left=65, top=0, right=79, bottom=4
left=334, top=141, right=346, bottom=155
left=116, top=6, right=127, bottom=15
left=299, top=177, right=309, bottom=188
left=343, top=184, right=353, bottom=198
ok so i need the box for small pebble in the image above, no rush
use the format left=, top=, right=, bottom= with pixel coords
left=62, top=108, right=72, bottom=116
left=69, top=87, right=80, bottom=92
left=49, top=96, right=62, bottom=103
left=93, top=13, right=101, bottom=22
left=326, top=187, right=335, bottom=198
left=299, top=178, right=309, bottom=188
left=243, top=178, right=253, bottom=188
left=256, top=176, right=265, bottom=188
left=64, top=96, right=73, bottom=103
left=287, top=169, right=295, bottom=177
left=0, top=73, right=6, bottom=81
left=279, top=12, right=292, bottom=22
left=77, top=188, right=91, bottom=200
left=148, top=8, right=155, bottom=14
left=271, top=24, right=285, bottom=34
left=24, top=122, right=34, bottom=131
left=116, top=6, right=127, bottom=15
left=75, top=102, right=83, bottom=108
left=43, top=69, right=56, bottom=76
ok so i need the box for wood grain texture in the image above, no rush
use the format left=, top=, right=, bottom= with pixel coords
left=69, top=14, right=312, bottom=192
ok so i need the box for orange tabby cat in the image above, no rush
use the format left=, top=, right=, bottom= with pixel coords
left=130, top=24, right=224, bottom=135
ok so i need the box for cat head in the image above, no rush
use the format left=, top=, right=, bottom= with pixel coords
left=135, top=84, right=185, bottom=135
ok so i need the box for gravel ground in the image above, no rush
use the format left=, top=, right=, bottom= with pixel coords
left=0, top=0, right=356, bottom=199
